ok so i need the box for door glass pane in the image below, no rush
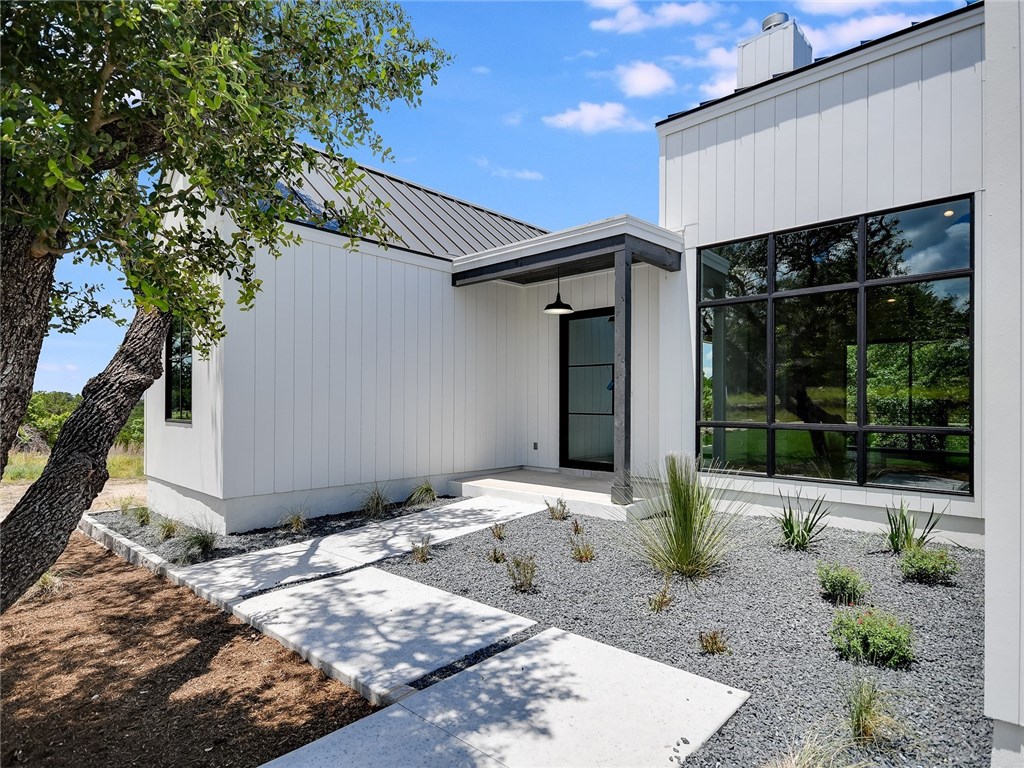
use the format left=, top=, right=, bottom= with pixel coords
left=701, top=237, right=768, bottom=299
left=701, top=303, right=768, bottom=422
left=564, top=312, right=614, bottom=467
left=775, top=429, right=857, bottom=481
left=867, top=199, right=970, bottom=280
left=775, top=220, right=858, bottom=290
left=567, top=415, right=614, bottom=465
left=568, top=366, right=612, bottom=414
left=775, top=290, right=857, bottom=424
left=568, top=316, right=614, bottom=365
left=866, top=432, right=970, bottom=493
left=866, top=278, right=970, bottom=427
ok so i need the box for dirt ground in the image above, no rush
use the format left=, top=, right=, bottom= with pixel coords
left=0, top=533, right=376, bottom=768
left=0, top=478, right=148, bottom=520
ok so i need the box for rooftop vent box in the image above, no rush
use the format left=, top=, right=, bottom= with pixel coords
left=736, top=12, right=813, bottom=89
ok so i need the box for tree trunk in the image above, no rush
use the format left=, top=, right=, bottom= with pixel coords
left=0, top=226, right=58, bottom=477
left=0, top=306, right=170, bottom=613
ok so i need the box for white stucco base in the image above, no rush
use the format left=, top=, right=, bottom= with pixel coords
left=992, top=720, right=1024, bottom=768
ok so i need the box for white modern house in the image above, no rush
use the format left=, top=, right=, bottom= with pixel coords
left=146, top=1, right=1023, bottom=762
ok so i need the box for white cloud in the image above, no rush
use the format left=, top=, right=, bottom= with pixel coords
left=801, top=13, right=916, bottom=57
left=564, top=49, right=603, bottom=61
left=37, top=362, right=79, bottom=372
left=615, top=61, right=675, bottom=97
left=475, top=157, right=544, bottom=181
left=589, top=1, right=718, bottom=34
left=542, top=101, right=648, bottom=134
left=502, top=110, right=525, bottom=126
left=471, top=65, right=491, bottom=75
left=794, top=0, right=887, bottom=16
left=665, top=45, right=737, bottom=100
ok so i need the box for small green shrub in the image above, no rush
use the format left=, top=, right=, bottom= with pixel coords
left=281, top=508, right=309, bottom=534
left=847, top=676, right=904, bottom=744
left=648, top=584, right=673, bottom=613
left=775, top=492, right=830, bottom=551
left=506, top=554, right=537, bottom=592
left=628, top=454, right=746, bottom=579
left=698, top=629, right=729, bottom=655
left=900, top=546, right=959, bottom=584
left=358, top=483, right=391, bottom=519
left=487, top=546, right=506, bottom=564
left=884, top=499, right=941, bottom=554
left=412, top=535, right=432, bottom=563
left=128, top=506, right=151, bottom=526
left=569, top=535, right=595, bottom=563
left=405, top=478, right=437, bottom=506
left=489, top=522, right=506, bottom=541
left=817, top=562, right=870, bottom=605
left=116, top=495, right=137, bottom=515
left=29, top=570, right=65, bottom=600
left=831, top=609, right=914, bottom=669
left=546, top=497, right=570, bottom=521
left=571, top=518, right=584, bottom=536
left=181, top=527, right=218, bottom=562
left=157, top=518, right=181, bottom=541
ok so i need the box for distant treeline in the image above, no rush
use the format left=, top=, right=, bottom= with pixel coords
left=17, top=391, right=143, bottom=451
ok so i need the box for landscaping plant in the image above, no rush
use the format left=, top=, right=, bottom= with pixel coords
left=831, top=608, right=914, bottom=669
left=156, top=518, right=180, bottom=542
left=116, top=495, right=137, bottom=515
left=412, top=535, right=432, bottom=563
left=29, top=569, right=65, bottom=600
left=847, top=676, right=904, bottom=744
left=282, top=508, right=309, bottom=534
left=506, top=554, right=537, bottom=592
left=900, top=546, right=959, bottom=584
left=489, top=522, right=506, bottom=541
left=359, top=483, right=391, bottom=519
left=569, top=535, right=595, bottom=563
left=546, top=497, right=570, bottom=521
left=487, top=547, right=506, bottom=564
left=128, top=506, right=152, bottom=527
left=884, top=499, right=941, bottom=554
left=571, top=518, right=584, bottom=536
left=629, top=453, right=746, bottom=578
left=817, top=562, right=870, bottom=605
left=698, top=629, right=730, bottom=655
left=405, top=478, right=437, bottom=506
left=761, top=729, right=871, bottom=768
left=181, top=527, right=218, bottom=563
left=648, top=582, right=673, bottom=613
left=775, top=492, right=830, bottom=550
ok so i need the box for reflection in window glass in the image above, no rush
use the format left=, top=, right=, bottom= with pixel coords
left=701, top=238, right=768, bottom=299
left=867, top=199, right=971, bottom=280
left=775, top=430, right=857, bottom=481
left=866, top=433, right=970, bottom=493
left=775, top=291, right=857, bottom=424
left=700, top=427, right=768, bottom=474
left=701, top=303, right=768, bottom=422
left=866, top=278, right=970, bottom=427
left=775, top=220, right=858, bottom=290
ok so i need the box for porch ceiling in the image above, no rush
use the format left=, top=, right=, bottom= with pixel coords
left=451, top=214, right=684, bottom=287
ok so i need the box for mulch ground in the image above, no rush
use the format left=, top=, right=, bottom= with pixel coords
left=1, top=533, right=376, bottom=768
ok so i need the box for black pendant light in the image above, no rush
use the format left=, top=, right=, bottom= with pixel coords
left=543, top=267, right=574, bottom=315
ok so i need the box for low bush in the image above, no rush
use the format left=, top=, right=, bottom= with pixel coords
left=847, top=676, right=904, bottom=744
left=884, top=499, right=941, bottom=554
left=487, top=546, right=506, bottom=564
left=412, top=535, right=432, bottom=563
left=405, top=478, right=437, bottom=506
left=775, top=493, right=830, bottom=551
left=648, top=584, right=673, bottom=613
left=569, top=535, right=595, bottom=563
left=157, top=518, right=181, bottom=541
left=900, top=546, right=959, bottom=584
left=506, top=554, right=537, bottom=592
left=817, top=562, right=870, bottom=605
left=698, top=629, right=729, bottom=655
left=571, top=518, right=584, bottom=536
left=831, top=609, right=914, bottom=669
left=181, top=527, right=218, bottom=563
left=489, top=522, right=506, bottom=541
left=358, top=483, right=391, bottom=519
left=128, top=506, right=151, bottom=527
left=546, top=497, right=570, bottom=521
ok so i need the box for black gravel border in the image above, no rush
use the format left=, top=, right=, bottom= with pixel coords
left=375, top=511, right=990, bottom=767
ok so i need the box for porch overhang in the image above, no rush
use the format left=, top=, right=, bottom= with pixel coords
left=450, top=214, right=684, bottom=286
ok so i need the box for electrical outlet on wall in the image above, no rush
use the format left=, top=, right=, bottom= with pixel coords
left=533, top=442, right=538, bottom=450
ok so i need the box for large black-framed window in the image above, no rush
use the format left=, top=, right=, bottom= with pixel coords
left=165, top=317, right=193, bottom=422
left=698, top=195, right=973, bottom=495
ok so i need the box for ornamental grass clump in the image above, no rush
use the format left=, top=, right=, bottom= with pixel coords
left=405, top=478, right=437, bottom=506
left=128, top=505, right=151, bottom=526
left=359, top=483, right=391, bottom=519
left=817, top=562, right=870, bottom=605
left=831, top=608, right=914, bottom=669
left=900, top=546, right=959, bottom=584
left=648, top=581, right=673, bottom=613
left=487, top=546, right=506, bottom=564
left=506, top=554, right=537, bottom=592
left=569, top=534, right=595, bottom=563
left=181, top=527, right=218, bottom=563
left=489, top=522, right=506, bottom=541
left=698, top=629, right=729, bottom=655
left=546, top=497, right=570, bottom=521
left=281, top=507, right=309, bottom=534
left=884, top=499, right=941, bottom=554
left=629, top=454, right=746, bottom=579
left=411, top=535, right=432, bottom=563
left=846, top=676, right=904, bottom=745
left=156, top=517, right=181, bottom=541
left=775, top=492, right=830, bottom=551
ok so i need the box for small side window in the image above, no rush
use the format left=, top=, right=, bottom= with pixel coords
left=165, top=317, right=192, bottom=422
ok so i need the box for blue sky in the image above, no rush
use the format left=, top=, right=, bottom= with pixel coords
left=37, top=0, right=963, bottom=394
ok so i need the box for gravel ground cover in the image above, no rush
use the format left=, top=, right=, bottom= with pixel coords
left=377, top=511, right=989, bottom=767
left=94, top=496, right=467, bottom=564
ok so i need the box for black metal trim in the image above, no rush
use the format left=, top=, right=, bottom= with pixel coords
left=560, top=306, right=616, bottom=472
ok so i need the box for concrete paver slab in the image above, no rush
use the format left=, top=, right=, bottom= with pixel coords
left=233, top=568, right=536, bottom=705
left=399, top=627, right=749, bottom=767
left=172, top=541, right=363, bottom=608
left=261, top=704, right=502, bottom=768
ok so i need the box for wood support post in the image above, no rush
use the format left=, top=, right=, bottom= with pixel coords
left=612, top=248, right=632, bottom=505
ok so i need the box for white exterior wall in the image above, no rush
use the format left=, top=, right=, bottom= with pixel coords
left=982, top=0, right=1024, bottom=756
left=657, top=6, right=985, bottom=524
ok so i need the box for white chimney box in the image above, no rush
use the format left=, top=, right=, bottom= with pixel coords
left=737, top=13, right=813, bottom=90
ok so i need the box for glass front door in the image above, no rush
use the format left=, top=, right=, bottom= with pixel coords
left=560, top=308, right=614, bottom=470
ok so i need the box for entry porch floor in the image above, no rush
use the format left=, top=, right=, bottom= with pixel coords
left=453, top=468, right=630, bottom=520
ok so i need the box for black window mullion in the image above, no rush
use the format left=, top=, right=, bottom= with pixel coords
left=766, top=233, right=776, bottom=478
left=856, top=215, right=868, bottom=486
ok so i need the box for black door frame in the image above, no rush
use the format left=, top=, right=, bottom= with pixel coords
left=559, top=306, right=615, bottom=471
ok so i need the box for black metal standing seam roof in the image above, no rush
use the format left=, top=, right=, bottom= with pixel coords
left=286, top=159, right=548, bottom=260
